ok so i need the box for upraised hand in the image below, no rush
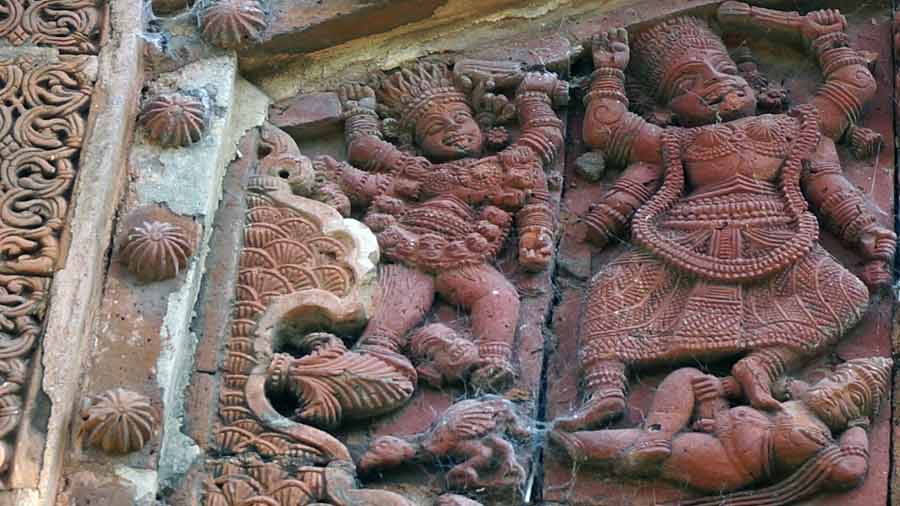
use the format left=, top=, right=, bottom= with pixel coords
left=591, top=28, right=630, bottom=71
left=338, top=83, right=377, bottom=114
left=801, top=8, right=846, bottom=44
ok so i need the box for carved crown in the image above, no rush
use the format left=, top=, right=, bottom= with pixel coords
left=631, top=16, right=729, bottom=99
left=376, top=62, right=469, bottom=131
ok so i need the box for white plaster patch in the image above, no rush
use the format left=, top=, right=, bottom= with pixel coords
left=113, top=467, right=158, bottom=504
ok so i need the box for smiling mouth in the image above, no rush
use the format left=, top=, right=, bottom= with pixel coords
left=703, top=85, right=747, bottom=110
left=443, top=133, right=472, bottom=149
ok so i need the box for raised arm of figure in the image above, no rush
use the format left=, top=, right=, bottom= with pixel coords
left=510, top=72, right=568, bottom=271
left=718, top=2, right=877, bottom=140
left=801, top=137, right=896, bottom=290
left=582, top=28, right=663, bottom=167
left=339, top=83, right=433, bottom=178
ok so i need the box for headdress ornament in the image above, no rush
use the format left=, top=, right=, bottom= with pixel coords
left=376, top=62, right=469, bottom=131
left=631, top=16, right=729, bottom=99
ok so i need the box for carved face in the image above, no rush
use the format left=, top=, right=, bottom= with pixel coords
left=802, top=375, right=869, bottom=431
left=415, top=102, right=483, bottom=161
left=663, top=49, right=756, bottom=126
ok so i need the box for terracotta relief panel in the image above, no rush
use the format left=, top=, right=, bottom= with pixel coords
left=0, top=274, right=48, bottom=487
left=546, top=1, right=896, bottom=505
left=0, top=0, right=103, bottom=53
left=0, top=0, right=103, bottom=489
left=0, top=52, right=97, bottom=490
left=0, top=56, right=96, bottom=274
left=185, top=1, right=897, bottom=505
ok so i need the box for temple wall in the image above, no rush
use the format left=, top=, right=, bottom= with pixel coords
left=0, top=1, right=895, bottom=506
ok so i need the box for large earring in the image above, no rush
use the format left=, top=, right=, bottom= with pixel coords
left=730, top=46, right=789, bottom=114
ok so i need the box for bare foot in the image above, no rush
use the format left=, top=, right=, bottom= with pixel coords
left=622, top=436, right=672, bottom=475
left=553, top=389, right=626, bottom=432
left=549, top=429, right=586, bottom=463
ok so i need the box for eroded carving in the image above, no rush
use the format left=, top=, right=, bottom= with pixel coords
left=0, top=274, right=45, bottom=480
left=205, top=131, right=416, bottom=505
left=205, top=458, right=414, bottom=506
left=559, top=3, right=895, bottom=433
left=0, top=0, right=102, bottom=53
left=551, top=357, right=891, bottom=505
left=265, top=332, right=416, bottom=429
left=409, top=323, right=479, bottom=387
left=118, top=213, right=196, bottom=283
left=358, top=396, right=532, bottom=492
left=0, top=56, right=95, bottom=274
left=79, top=388, right=158, bottom=455
left=322, top=62, right=567, bottom=392
left=138, top=93, right=209, bottom=148
left=198, top=0, right=268, bottom=49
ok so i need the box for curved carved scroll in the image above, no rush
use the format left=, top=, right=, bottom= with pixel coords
left=206, top=125, right=414, bottom=506
left=0, top=0, right=102, bottom=53
left=0, top=56, right=95, bottom=274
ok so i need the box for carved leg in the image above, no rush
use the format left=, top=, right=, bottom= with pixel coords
left=732, top=346, right=801, bottom=410
left=435, top=263, right=520, bottom=392
left=553, top=358, right=627, bottom=432
left=446, top=440, right=494, bottom=490
left=359, top=264, right=435, bottom=352
left=548, top=428, right=640, bottom=468
left=559, top=251, right=674, bottom=431
left=552, top=429, right=749, bottom=491
left=409, top=323, right=479, bottom=387
left=621, top=368, right=705, bottom=472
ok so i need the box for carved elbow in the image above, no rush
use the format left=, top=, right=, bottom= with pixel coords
left=543, top=126, right=565, bottom=153
left=347, top=136, right=377, bottom=166
left=836, top=65, right=877, bottom=105
left=830, top=457, right=868, bottom=490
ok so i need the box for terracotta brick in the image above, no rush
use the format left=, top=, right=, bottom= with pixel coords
left=269, top=93, right=343, bottom=138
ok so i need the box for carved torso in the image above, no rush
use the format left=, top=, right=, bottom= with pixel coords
left=682, top=114, right=798, bottom=188
left=374, top=146, right=545, bottom=272
left=632, top=109, right=821, bottom=283
left=716, top=402, right=833, bottom=485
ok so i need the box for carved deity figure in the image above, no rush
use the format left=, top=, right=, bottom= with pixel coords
left=551, top=357, right=891, bottom=506
left=558, top=2, right=896, bottom=431
left=325, top=63, right=567, bottom=391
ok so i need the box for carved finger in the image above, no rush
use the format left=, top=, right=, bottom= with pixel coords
left=614, top=27, right=628, bottom=44
left=337, top=85, right=349, bottom=103
left=594, top=32, right=610, bottom=51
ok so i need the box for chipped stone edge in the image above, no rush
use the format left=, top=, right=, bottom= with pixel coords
left=22, top=0, right=146, bottom=504
left=148, top=63, right=272, bottom=489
